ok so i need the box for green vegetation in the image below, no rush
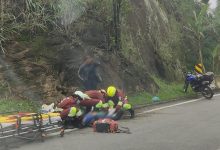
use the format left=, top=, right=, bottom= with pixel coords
left=0, top=0, right=60, bottom=53
left=129, top=77, right=197, bottom=106
left=0, top=0, right=220, bottom=108
left=0, top=99, right=39, bottom=113
left=0, top=76, right=197, bottom=110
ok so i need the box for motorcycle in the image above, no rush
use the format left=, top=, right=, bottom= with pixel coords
left=183, top=72, right=214, bottom=99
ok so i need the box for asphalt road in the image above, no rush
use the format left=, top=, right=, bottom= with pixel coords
left=4, top=94, right=220, bottom=150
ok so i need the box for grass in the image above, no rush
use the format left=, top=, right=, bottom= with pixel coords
left=0, top=99, right=40, bottom=114
left=129, top=77, right=197, bottom=106
left=0, top=77, right=198, bottom=112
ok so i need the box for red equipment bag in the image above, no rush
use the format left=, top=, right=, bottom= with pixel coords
left=93, top=118, right=131, bottom=133
left=93, top=118, right=118, bottom=133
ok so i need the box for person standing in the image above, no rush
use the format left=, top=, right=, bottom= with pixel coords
left=78, top=55, right=102, bottom=90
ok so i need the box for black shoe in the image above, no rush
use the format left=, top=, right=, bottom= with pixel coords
left=128, top=109, right=135, bottom=119
left=112, top=110, right=124, bottom=120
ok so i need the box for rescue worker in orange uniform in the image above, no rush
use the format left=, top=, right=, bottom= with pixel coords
left=57, top=95, right=77, bottom=110
left=73, top=90, right=104, bottom=113
left=84, top=89, right=107, bottom=102
left=58, top=93, right=85, bottom=136
left=57, top=94, right=83, bottom=123
left=105, top=86, right=134, bottom=118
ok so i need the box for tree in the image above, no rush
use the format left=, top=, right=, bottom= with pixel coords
left=202, top=0, right=209, bottom=4
left=212, top=1, right=220, bottom=73
left=112, top=0, right=122, bottom=51
left=212, top=44, right=220, bottom=73
left=0, top=0, right=5, bottom=53
left=184, top=2, right=210, bottom=72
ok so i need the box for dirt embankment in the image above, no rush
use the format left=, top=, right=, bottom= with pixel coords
left=0, top=0, right=191, bottom=102
left=0, top=32, right=158, bottom=103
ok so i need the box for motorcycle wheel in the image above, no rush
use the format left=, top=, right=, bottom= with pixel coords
left=201, top=86, right=214, bottom=99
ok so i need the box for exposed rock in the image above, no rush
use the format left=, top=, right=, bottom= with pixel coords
left=0, top=0, right=200, bottom=102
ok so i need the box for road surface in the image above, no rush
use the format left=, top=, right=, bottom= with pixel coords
left=4, top=94, right=220, bottom=150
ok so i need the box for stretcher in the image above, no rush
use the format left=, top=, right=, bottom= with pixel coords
left=0, top=111, right=62, bottom=147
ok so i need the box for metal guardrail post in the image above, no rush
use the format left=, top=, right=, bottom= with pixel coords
left=0, top=112, right=62, bottom=148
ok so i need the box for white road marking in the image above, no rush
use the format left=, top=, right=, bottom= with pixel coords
left=137, top=93, right=220, bottom=115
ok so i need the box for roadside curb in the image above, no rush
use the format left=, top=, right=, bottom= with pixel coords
left=133, top=96, right=197, bottom=109
left=133, top=89, right=220, bottom=110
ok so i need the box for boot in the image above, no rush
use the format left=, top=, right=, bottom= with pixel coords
left=128, top=109, right=135, bottom=118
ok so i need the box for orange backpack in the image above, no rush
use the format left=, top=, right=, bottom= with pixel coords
left=93, top=118, right=130, bottom=134
left=93, top=118, right=118, bottom=133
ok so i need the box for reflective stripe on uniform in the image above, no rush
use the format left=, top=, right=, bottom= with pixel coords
left=108, top=100, right=114, bottom=108
left=123, top=103, right=132, bottom=110
left=68, top=107, right=77, bottom=117
left=102, top=103, right=109, bottom=108
left=95, top=101, right=103, bottom=108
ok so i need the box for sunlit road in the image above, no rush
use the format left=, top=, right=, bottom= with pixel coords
left=6, top=94, right=220, bottom=150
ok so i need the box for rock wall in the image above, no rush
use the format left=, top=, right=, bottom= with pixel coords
left=0, top=0, right=202, bottom=101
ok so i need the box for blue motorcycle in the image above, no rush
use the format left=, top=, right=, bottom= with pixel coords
left=183, top=72, right=214, bottom=99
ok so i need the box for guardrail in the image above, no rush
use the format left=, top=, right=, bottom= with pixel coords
left=0, top=112, right=62, bottom=149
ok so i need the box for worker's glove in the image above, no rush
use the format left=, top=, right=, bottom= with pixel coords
left=102, top=103, right=109, bottom=108
left=123, top=103, right=132, bottom=110
left=115, top=101, right=123, bottom=111
left=108, top=100, right=115, bottom=109
left=76, top=109, right=83, bottom=117
left=117, top=101, right=123, bottom=106
left=68, top=107, right=77, bottom=117
left=95, top=101, right=103, bottom=109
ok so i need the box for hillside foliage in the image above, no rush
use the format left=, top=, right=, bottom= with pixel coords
left=0, top=0, right=219, bottom=101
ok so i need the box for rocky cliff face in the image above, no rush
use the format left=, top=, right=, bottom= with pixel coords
left=121, top=0, right=186, bottom=80
left=0, top=0, right=197, bottom=102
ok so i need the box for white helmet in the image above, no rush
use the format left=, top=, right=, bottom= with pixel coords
left=74, top=91, right=90, bottom=100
